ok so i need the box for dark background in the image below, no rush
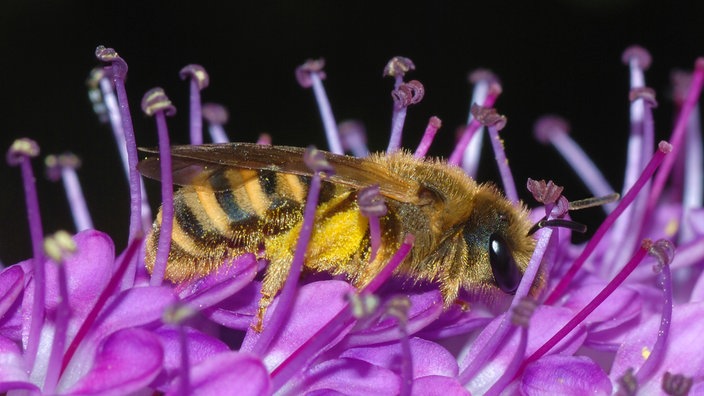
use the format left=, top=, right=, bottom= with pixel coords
left=1, top=0, right=702, bottom=264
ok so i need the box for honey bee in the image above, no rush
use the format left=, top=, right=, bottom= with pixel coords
left=139, top=143, right=537, bottom=330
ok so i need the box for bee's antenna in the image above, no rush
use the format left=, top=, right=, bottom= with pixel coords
left=527, top=193, right=620, bottom=236
left=568, top=193, right=620, bottom=211
left=527, top=217, right=588, bottom=236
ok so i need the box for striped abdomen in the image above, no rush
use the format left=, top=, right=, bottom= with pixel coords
left=145, top=167, right=370, bottom=282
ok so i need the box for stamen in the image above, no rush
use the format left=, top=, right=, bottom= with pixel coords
left=141, top=88, right=177, bottom=287
left=522, top=240, right=651, bottom=373
left=202, top=103, right=231, bottom=143
left=648, top=58, right=704, bottom=212
left=346, top=292, right=380, bottom=319
left=45, top=153, right=93, bottom=231
left=459, top=227, right=554, bottom=384
left=462, top=69, right=499, bottom=177
left=250, top=147, right=333, bottom=355
left=526, top=178, right=568, bottom=216
left=296, top=59, right=343, bottom=154
left=91, top=64, right=153, bottom=235
left=545, top=142, right=671, bottom=304
left=635, top=240, right=675, bottom=384
left=95, top=45, right=144, bottom=243
left=163, top=304, right=197, bottom=396
left=413, top=116, right=442, bottom=158
left=383, top=56, right=416, bottom=89
left=179, top=64, right=210, bottom=145
left=661, top=372, right=693, bottom=396
left=617, top=368, right=638, bottom=396
left=484, top=299, right=536, bottom=396
left=533, top=115, right=616, bottom=212
left=7, top=138, right=45, bottom=369
left=449, top=82, right=501, bottom=166
left=86, top=68, right=109, bottom=123
left=387, top=80, right=425, bottom=153
left=384, top=296, right=413, bottom=396
left=604, top=85, right=658, bottom=277
left=471, top=105, right=518, bottom=203
left=270, top=235, right=414, bottom=391
left=358, top=185, right=388, bottom=262
left=338, top=120, right=369, bottom=157
left=42, top=231, right=76, bottom=394
left=671, top=71, right=704, bottom=243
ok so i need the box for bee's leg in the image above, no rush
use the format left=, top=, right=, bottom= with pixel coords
left=252, top=257, right=290, bottom=333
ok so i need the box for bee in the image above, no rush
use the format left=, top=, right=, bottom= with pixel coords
left=139, top=143, right=537, bottom=330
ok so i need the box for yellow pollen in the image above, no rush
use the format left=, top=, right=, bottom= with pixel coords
left=641, top=346, right=651, bottom=360
left=664, top=219, right=679, bottom=237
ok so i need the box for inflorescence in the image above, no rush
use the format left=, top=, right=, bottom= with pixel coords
left=1, top=45, right=703, bottom=395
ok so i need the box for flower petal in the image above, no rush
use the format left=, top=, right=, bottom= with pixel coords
left=241, top=280, right=355, bottom=370
left=411, top=375, right=469, bottom=396
left=299, top=358, right=400, bottom=396
left=611, top=301, right=704, bottom=394
left=62, top=328, right=163, bottom=396
left=0, top=335, right=38, bottom=392
left=154, top=326, right=230, bottom=384
left=0, top=266, right=24, bottom=319
left=203, top=281, right=261, bottom=330
left=167, top=351, right=270, bottom=396
left=345, top=290, right=443, bottom=347
left=341, top=337, right=459, bottom=378
left=521, top=355, right=612, bottom=396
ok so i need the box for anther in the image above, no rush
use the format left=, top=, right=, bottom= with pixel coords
left=392, top=80, right=425, bottom=108
left=358, top=185, right=388, bottom=218
left=141, top=87, right=177, bottom=116
left=662, top=372, right=693, bottom=396
left=383, top=56, right=416, bottom=79
left=346, top=293, right=380, bottom=319
left=304, top=146, right=334, bottom=175
left=95, top=45, right=128, bottom=79
left=43, top=230, right=77, bottom=263
left=617, top=368, right=638, bottom=396
left=621, top=45, right=652, bottom=70
left=648, top=239, right=675, bottom=272
left=295, top=58, right=326, bottom=88
left=629, top=87, right=658, bottom=107
left=179, top=64, right=210, bottom=90
left=7, top=138, right=40, bottom=165
left=470, top=104, right=507, bottom=130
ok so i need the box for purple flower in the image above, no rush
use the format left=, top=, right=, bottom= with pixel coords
left=1, top=45, right=704, bottom=395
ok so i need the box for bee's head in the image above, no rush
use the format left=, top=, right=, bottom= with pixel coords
left=462, top=185, right=536, bottom=295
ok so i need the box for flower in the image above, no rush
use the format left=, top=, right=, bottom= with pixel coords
left=1, top=44, right=703, bottom=395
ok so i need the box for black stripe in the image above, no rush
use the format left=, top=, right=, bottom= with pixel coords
left=174, top=195, right=207, bottom=241
left=210, top=171, right=251, bottom=223
left=259, top=170, right=277, bottom=196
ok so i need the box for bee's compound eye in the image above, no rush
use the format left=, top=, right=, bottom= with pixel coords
left=489, top=233, right=521, bottom=294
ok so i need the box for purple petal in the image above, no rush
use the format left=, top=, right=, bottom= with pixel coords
left=418, top=303, right=494, bottom=339
left=0, top=335, right=38, bottom=392
left=241, top=280, right=355, bottom=370
left=462, top=305, right=587, bottom=395
left=167, top=351, right=270, bottom=396
left=411, top=376, right=469, bottom=396
left=521, top=355, right=612, bottom=395
left=203, top=281, right=261, bottom=330
left=299, top=358, right=400, bottom=395
left=341, top=337, right=459, bottom=378
left=0, top=266, right=24, bottom=321
left=611, top=301, right=704, bottom=394
left=45, top=230, right=115, bottom=317
left=61, top=328, right=163, bottom=396
left=176, top=254, right=257, bottom=307
left=345, top=290, right=443, bottom=347
left=154, top=326, right=230, bottom=384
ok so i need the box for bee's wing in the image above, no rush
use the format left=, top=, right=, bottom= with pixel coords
left=139, top=143, right=421, bottom=203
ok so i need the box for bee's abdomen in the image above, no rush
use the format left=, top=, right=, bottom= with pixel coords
left=147, top=168, right=338, bottom=281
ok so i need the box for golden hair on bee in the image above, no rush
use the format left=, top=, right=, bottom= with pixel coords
left=139, top=143, right=537, bottom=330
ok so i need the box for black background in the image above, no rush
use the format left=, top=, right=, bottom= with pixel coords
left=1, top=0, right=702, bottom=265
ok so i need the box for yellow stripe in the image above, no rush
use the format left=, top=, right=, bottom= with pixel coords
left=196, top=187, right=233, bottom=236
left=168, top=212, right=203, bottom=257
left=283, top=173, right=306, bottom=202
left=241, top=169, right=270, bottom=216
